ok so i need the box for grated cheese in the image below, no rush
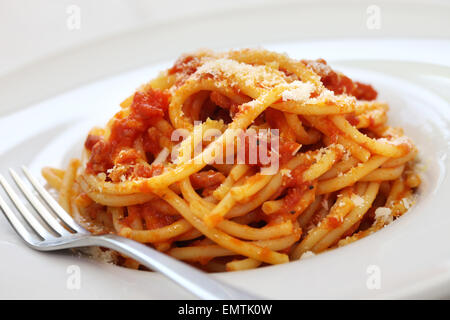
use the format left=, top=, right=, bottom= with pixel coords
left=374, top=207, right=393, bottom=224
left=351, top=194, right=365, bottom=207
left=301, top=251, right=316, bottom=260
left=195, top=57, right=286, bottom=89
left=281, top=81, right=315, bottom=102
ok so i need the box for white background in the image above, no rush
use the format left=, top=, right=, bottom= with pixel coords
left=1, top=0, right=449, bottom=75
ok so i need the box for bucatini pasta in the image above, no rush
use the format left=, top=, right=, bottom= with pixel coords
left=43, top=49, right=420, bottom=272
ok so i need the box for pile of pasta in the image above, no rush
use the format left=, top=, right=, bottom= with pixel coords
left=43, top=49, right=421, bottom=271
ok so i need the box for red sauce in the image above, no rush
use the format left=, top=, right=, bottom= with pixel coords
left=122, top=206, right=141, bottom=227
left=209, top=91, right=240, bottom=123
left=265, top=108, right=296, bottom=142
left=303, top=59, right=378, bottom=101
left=271, top=171, right=316, bottom=219
left=237, top=129, right=300, bottom=168
left=142, top=210, right=178, bottom=230
left=369, top=116, right=376, bottom=128
left=210, top=91, right=232, bottom=110
left=326, top=216, right=342, bottom=229
left=284, top=187, right=305, bottom=210
left=115, top=149, right=141, bottom=166
left=168, top=54, right=200, bottom=75
left=134, top=163, right=164, bottom=178
left=127, top=204, right=179, bottom=230
left=85, top=88, right=169, bottom=174
left=352, top=82, right=378, bottom=101
left=142, top=127, right=162, bottom=155
left=346, top=114, right=360, bottom=127
left=314, top=116, right=341, bottom=143
left=84, top=134, right=102, bottom=151
left=259, top=247, right=273, bottom=261
left=278, top=139, right=301, bottom=165
left=87, top=140, right=113, bottom=173
left=283, top=163, right=310, bottom=188
left=189, top=170, right=226, bottom=189
left=168, top=54, right=202, bottom=87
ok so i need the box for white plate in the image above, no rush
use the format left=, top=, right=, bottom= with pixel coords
left=1, top=4, right=450, bottom=299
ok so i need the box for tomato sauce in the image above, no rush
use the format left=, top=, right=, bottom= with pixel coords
left=190, top=170, right=226, bottom=189
left=325, top=216, right=342, bottom=229
left=238, top=128, right=300, bottom=168
left=126, top=204, right=179, bottom=230
left=168, top=54, right=200, bottom=75
left=84, top=134, right=102, bottom=150
left=85, top=89, right=169, bottom=174
left=303, top=59, right=378, bottom=100
left=346, top=114, right=360, bottom=126
left=283, top=187, right=306, bottom=211
left=168, top=54, right=202, bottom=87
left=278, top=139, right=301, bottom=165
left=142, top=127, right=163, bottom=155
left=134, top=163, right=164, bottom=178
left=283, top=163, right=310, bottom=188
left=115, top=149, right=141, bottom=166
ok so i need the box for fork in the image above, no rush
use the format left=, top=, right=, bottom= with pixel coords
left=0, top=166, right=257, bottom=300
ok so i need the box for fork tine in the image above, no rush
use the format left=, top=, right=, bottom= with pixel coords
left=0, top=175, right=54, bottom=240
left=21, top=166, right=87, bottom=234
left=0, top=192, right=40, bottom=246
left=9, top=169, right=71, bottom=236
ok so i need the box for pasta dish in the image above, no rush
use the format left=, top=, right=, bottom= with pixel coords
left=42, top=49, right=421, bottom=271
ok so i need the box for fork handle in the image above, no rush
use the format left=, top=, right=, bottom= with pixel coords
left=88, top=234, right=258, bottom=300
